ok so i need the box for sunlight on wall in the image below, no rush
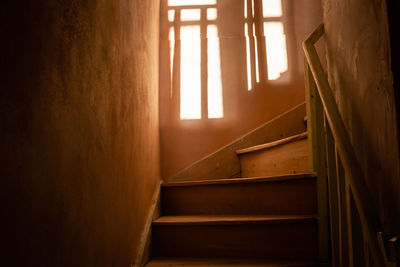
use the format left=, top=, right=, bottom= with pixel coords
left=207, top=25, right=223, bottom=118
left=264, top=22, right=287, bottom=80
left=262, top=0, right=287, bottom=80
left=180, top=26, right=202, bottom=119
left=245, top=23, right=252, bottom=91
left=244, top=0, right=288, bottom=84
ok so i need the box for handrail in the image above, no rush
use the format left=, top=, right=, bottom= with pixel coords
left=303, top=23, right=390, bottom=266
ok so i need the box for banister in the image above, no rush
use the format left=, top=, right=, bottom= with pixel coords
left=303, top=23, right=389, bottom=266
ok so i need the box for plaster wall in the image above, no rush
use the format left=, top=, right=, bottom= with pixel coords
left=0, top=0, right=160, bottom=265
left=160, top=0, right=323, bottom=179
left=323, top=0, right=400, bottom=231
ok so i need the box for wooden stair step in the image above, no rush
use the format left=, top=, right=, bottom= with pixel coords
left=153, top=215, right=317, bottom=225
left=152, top=215, right=318, bottom=260
left=162, top=173, right=315, bottom=187
left=161, top=174, right=317, bottom=216
left=236, top=132, right=307, bottom=155
left=237, top=133, right=308, bottom=178
left=146, top=258, right=318, bottom=266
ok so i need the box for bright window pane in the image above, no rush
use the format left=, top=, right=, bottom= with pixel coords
left=262, top=0, right=282, bottom=17
left=168, top=0, right=216, bottom=6
left=180, top=26, right=201, bottom=119
left=244, top=0, right=247, bottom=18
left=168, top=10, right=175, bottom=22
left=181, top=9, right=201, bottom=21
left=207, top=25, right=223, bottom=118
left=169, top=27, right=175, bottom=90
left=207, top=8, right=217, bottom=20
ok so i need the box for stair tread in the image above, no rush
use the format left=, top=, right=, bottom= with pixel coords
left=146, top=258, right=317, bottom=266
left=153, top=215, right=317, bottom=225
left=236, top=132, right=307, bottom=155
left=162, top=173, right=316, bottom=187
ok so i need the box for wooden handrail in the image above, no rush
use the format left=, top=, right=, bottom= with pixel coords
left=303, top=23, right=388, bottom=266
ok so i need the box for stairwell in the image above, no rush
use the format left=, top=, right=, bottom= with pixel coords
left=146, top=131, right=321, bottom=266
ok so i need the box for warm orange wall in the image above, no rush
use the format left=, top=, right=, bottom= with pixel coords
left=0, top=0, right=160, bottom=265
left=160, top=0, right=323, bottom=179
left=323, top=0, right=400, bottom=231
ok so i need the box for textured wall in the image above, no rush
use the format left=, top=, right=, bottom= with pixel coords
left=0, top=0, right=160, bottom=266
left=323, top=0, right=400, bottom=231
left=159, top=0, right=323, bottom=179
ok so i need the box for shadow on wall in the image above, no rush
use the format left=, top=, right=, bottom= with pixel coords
left=159, top=0, right=322, bottom=179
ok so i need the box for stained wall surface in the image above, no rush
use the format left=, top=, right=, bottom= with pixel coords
left=0, top=0, right=160, bottom=266
left=159, top=0, right=323, bottom=179
left=323, top=0, right=400, bottom=231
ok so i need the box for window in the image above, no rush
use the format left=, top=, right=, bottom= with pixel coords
left=168, top=0, right=224, bottom=120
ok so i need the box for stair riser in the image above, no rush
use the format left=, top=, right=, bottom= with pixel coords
left=239, top=139, right=308, bottom=178
left=152, top=222, right=318, bottom=260
left=162, top=178, right=317, bottom=215
left=146, top=259, right=318, bottom=267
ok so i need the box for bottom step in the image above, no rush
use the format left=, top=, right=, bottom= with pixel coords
left=152, top=215, right=318, bottom=260
left=146, top=258, right=318, bottom=267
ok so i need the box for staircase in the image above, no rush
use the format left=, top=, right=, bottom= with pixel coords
left=146, top=132, right=320, bottom=266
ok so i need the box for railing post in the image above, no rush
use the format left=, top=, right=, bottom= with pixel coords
left=304, top=58, right=330, bottom=265
left=348, top=188, right=368, bottom=267
left=345, top=179, right=355, bottom=267
left=325, top=119, right=340, bottom=267
left=336, top=151, right=350, bottom=266
left=304, top=58, right=317, bottom=173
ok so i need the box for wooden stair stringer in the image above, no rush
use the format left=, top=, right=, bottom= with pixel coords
left=167, top=102, right=307, bottom=182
